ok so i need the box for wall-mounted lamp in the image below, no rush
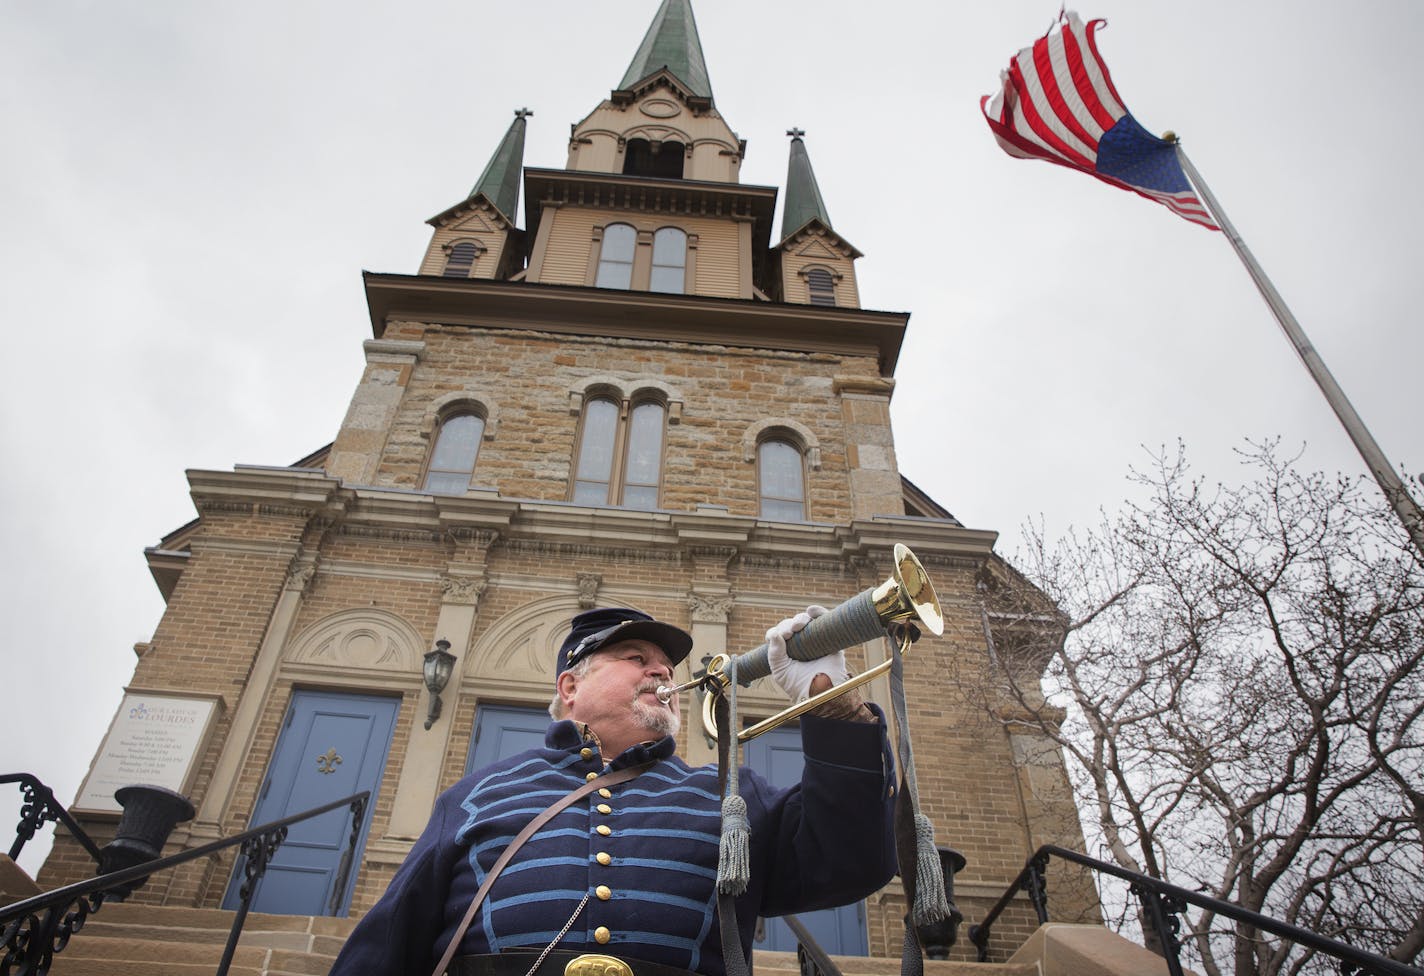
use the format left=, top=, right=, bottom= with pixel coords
left=423, top=638, right=456, bottom=730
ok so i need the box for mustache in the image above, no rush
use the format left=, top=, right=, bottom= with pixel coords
left=635, top=680, right=671, bottom=702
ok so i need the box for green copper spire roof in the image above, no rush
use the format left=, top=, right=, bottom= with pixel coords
left=470, top=108, right=531, bottom=220
left=619, top=0, right=712, bottom=99
left=780, top=129, right=832, bottom=240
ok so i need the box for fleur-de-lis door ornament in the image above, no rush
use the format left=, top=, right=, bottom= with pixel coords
left=316, top=747, right=343, bottom=775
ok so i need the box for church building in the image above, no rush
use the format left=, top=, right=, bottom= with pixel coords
left=38, top=1, right=1099, bottom=969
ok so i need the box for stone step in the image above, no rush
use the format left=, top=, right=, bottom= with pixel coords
left=30, top=903, right=353, bottom=976
left=753, top=950, right=1037, bottom=976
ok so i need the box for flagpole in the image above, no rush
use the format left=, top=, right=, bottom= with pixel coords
left=1173, top=139, right=1424, bottom=559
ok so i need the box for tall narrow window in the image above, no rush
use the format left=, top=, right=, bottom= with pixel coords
left=649, top=227, right=687, bottom=294
left=758, top=439, right=806, bottom=521
left=424, top=413, right=485, bottom=493
left=621, top=401, right=665, bottom=509
left=595, top=224, right=636, bottom=290
left=806, top=268, right=836, bottom=306
left=572, top=396, right=666, bottom=509
left=444, top=241, right=478, bottom=278
left=573, top=397, right=620, bottom=504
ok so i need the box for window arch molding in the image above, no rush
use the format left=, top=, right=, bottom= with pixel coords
left=421, top=392, right=500, bottom=441
left=567, top=375, right=683, bottom=425
left=742, top=418, right=821, bottom=470
left=441, top=238, right=486, bottom=278
left=798, top=264, right=842, bottom=306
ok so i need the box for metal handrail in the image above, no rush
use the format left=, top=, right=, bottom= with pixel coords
left=2, top=775, right=103, bottom=865
left=0, top=790, right=368, bottom=976
left=968, top=844, right=1424, bottom=976
left=783, top=913, right=845, bottom=976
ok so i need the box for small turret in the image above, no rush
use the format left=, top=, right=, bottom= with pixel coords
left=419, top=109, right=532, bottom=280
left=772, top=130, right=862, bottom=307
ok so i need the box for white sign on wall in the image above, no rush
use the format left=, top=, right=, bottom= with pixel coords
left=74, top=692, right=221, bottom=814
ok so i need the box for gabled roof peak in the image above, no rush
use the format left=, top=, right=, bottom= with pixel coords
left=619, top=0, right=713, bottom=101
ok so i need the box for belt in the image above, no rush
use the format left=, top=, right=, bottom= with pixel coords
left=448, top=950, right=698, bottom=976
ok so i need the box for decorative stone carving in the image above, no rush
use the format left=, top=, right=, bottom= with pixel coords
left=577, top=573, right=603, bottom=608
left=285, top=609, right=424, bottom=672
left=688, top=593, right=734, bottom=624
left=284, top=556, right=320, bottom=594
left=441, top=574, right=488, bottom=607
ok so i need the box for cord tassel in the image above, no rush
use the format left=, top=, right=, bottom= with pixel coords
left=717, top=656, right=751, bottom=895
left=717, top=793, right=751, bottom=895
left=911, top=812, right=950, bottom=925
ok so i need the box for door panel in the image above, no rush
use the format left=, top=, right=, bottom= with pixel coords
left=744, top=725, right=868, bottom=955
left=223, top=690, right=398, bottom=916
left=467, top=703, right=549, bottom=774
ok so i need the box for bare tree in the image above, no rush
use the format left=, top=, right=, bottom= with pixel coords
left=975, top=442, right=1423, bottom=976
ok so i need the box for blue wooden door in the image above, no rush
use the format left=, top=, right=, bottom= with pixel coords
left=744, top=726, right=868, bottom=955
left=224, top=690, right=399, bottom=915
left=467, top=703, right=549, bottom=774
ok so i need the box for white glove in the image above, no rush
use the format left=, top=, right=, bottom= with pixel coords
left=766, top=605, right=847, bottom=702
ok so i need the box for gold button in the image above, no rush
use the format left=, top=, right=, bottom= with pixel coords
left=596, top=824, right=612, bottom=836
left=586, top=772, right=599, bottom=782
left=580, top=748, right=595, bottom=760
left=596, top=885, right=612, bottom=901
left=594, top=927, right=611, bottom=945
left=598, top=788, right=612, bottom=798
left=596, top=852, right=612, bottom=865
left=596, top=803, right=612, bottom=815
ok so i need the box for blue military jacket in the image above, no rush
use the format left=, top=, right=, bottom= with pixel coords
left=331, top=711, right=896, bottom=976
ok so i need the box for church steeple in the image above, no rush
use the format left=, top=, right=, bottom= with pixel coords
left=418, top=109, right=531, bottom=281
left=773, top=129, right=862, bottom=307
left=470, top=108, right=531, bottom=222
left=780, top=129, right=832, bottom=242
left=618, top=0, right=712, bottom=100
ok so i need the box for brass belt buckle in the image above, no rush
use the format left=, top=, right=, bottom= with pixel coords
left=564, top=954, right=634, bottom=976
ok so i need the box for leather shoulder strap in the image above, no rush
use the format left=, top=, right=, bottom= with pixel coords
left=430, top=761, right=655, bottom=976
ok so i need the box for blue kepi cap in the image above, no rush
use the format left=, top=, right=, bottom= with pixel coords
left=557, top=607, right=693, bottom=675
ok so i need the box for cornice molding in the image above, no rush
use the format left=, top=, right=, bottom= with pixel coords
left=362, top=274, right=909, bottom=377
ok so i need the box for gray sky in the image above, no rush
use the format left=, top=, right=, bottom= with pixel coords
left=2, top=1, right=1420, bottom=875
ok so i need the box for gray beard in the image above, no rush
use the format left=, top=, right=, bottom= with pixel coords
left=631, top=694, right=681, bottom=739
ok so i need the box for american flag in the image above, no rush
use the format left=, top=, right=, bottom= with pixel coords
left=982, top=11, right=1218, bottom=230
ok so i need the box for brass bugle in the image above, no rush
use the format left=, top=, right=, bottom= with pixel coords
left=700, top=543, right=943, bottom=742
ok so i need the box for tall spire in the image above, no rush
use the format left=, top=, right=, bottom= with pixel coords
left=470, top=108, right=531, bottom=220
left=780, top=129, right=832, bottom=240
left=619, top=0, right=712, bottom=100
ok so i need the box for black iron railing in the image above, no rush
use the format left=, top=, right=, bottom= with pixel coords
left=0, top=790, right=367, bottom=976
left=968, top=845, right=1424, bottom=976
left=2, top=775, right=102, bottom=866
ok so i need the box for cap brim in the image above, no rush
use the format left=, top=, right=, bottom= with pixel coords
left=584, top=619, right=693, bottom=667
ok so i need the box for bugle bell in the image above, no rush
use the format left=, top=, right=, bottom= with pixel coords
left=693, top=544, right=943, bottom=742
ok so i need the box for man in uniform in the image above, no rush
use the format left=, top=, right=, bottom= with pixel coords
left=330, top=605, right=897, bottom=976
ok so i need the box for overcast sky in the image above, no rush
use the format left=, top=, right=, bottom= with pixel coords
left=2, top=1, right=1419, bottom=875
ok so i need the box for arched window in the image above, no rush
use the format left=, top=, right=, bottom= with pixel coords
left=623, top=138, right=685, bottom=179
left=758, top=439, right=806, bottom=521
left=621, top=401, right=665, bottom=509
left=572, top=396, right=666, bottom=510
left=806, top=267, right=836, bottom=306
left=424, top=412, right=485, bottom=493
left=649, top=227, right=687, bottom=294
left=573, top=397, right=619, bottom=503
left=443, top=241, right=479, bottom=278
left=595, top=224, right=636, bottom=290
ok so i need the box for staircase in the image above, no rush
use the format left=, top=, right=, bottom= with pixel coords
left=32, top=902, right=1037, bottom=976
left=43, top=903, right=356, bottom=976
